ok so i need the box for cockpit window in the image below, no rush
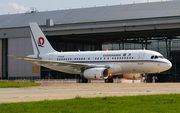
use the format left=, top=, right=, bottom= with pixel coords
left=151, top=56, right=154, bottom=59
left=155, top=56, right=158, bottom=59
left=151, top=55, right=164, bottom=59
left=158, top=56, right=164, bottom=59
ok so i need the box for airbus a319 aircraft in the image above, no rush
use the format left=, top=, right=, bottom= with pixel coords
left=10, top=22, right=172, bottom=83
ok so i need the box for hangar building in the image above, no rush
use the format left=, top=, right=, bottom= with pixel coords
left=0, top=1, right=180, bottom=82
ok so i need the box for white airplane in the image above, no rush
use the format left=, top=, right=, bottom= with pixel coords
left=10, top=22, right=172, bottom=83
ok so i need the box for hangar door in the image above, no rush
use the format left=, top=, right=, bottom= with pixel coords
left=8, top=37, right=40, bottom=80
left=0, top=39, right=2, bottom=79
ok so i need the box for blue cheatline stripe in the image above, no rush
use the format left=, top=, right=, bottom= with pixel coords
left=29, top=27, right=40, bottom=55
left=64, top=60, right=169, bottom=64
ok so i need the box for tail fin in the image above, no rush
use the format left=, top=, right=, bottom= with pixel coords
left=29, top=22, right=55, bottom=55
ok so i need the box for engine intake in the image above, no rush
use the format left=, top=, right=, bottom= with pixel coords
left=83, top=68, right=108, bottom=79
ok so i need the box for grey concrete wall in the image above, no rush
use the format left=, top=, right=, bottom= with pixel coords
left=8, top=37, right=40, bottom=77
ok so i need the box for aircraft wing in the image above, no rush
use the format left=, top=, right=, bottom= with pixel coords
left=9, top=55, right=107, bottom=70
left=9, top=55, right=41, bottom=60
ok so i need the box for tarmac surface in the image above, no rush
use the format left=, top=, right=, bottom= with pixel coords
left=0, top=83, right=180, bottom=103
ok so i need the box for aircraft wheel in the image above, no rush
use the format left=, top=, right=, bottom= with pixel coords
left=105, top=78, right=113, bottom=83
left=79, top=78, right=88, bottom=83
left=105, top=79, right=109, bottom=83
left=79, top=78, right=83, bottom=83
left=109, top=78, right=113, bottom=83
left=83, top=78, right=88, bottom=83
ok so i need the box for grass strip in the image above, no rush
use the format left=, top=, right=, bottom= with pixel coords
left=0, top=94, right=180, bottom=113
left=0, top=81, right=41, bottom=88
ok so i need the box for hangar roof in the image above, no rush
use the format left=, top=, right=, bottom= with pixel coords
left=1, top=1, right=180, bottom=28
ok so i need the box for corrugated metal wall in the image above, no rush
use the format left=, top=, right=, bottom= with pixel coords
left=1, top=1, right=180, bottom=28
left=8, top=37, right=40, bottom=78
left=0, top=39, right=2, bottom=79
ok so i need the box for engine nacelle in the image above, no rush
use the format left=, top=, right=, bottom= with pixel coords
left=83, top=68, right=108, bottom=79
left=123, top=73, right=142, bottom=80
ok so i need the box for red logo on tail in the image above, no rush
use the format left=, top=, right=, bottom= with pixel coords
left=37, top=37, right=44, bottom=47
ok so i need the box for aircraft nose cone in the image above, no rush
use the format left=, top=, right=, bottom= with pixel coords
left=165, top=60, right=172, bottom=70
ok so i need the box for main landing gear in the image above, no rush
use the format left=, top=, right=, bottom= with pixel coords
left=105, top=77, right=113, bottom=83
left=79, top=78, right=88, bottom=83
left=79, top=78, right=113, bottom=83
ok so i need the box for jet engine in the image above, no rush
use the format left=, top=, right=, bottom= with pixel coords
left=123, top=73, right=142, bottom=80
left=83, top=68, right=108, bottom=79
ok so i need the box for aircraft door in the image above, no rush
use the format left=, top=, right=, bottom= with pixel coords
left=138, top=52, right=145, bottom=64
left=49, top=54, right=54, bottom=60
left=138, top=52, right=145, bottom=59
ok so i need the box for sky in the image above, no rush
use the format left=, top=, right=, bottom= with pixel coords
left=0, top=0, right=171, bottom=15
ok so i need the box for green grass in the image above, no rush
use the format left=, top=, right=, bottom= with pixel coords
left=0, top=94, right=180, bottom=113
left=0, top=81, right=41, bottom=88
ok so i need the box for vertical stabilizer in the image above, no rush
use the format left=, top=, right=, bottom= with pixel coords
left=29, top=22, right=56, bottom=55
